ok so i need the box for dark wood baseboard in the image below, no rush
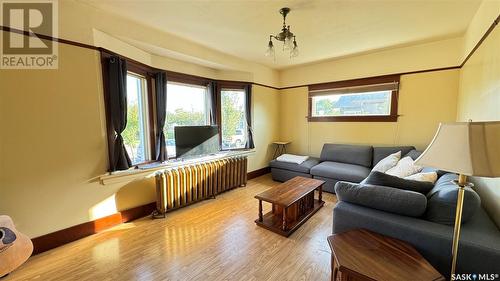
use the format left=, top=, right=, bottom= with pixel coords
left=31, top=169, right=272, bottom=255
left=32, top=202, right=156, bottom=255
left=248, top=167, right=271, bottom=180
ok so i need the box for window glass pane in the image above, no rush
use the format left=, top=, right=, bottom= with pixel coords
left=165, top=82, right=209, bottom=157
left=123, top=73, right=150, bottom=165
left=311, top=90, right=392, bottom=117
left=221, top=89, right=247, bottom=149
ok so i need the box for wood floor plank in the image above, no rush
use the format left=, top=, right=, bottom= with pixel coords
left=5, top=175, right=337, bottom=281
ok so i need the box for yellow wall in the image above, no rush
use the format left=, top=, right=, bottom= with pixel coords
left=248, top=85, right=281, bottom=172
left=280, top=70, right=459, bottom=156
left=456, top=5, right=500, bottom=227
left=0, top=42, right=277, bottom=238
left=59, top=0, right=280, bottom=88
left=1, top=0, right=497, bottom=239
left=460, top=1, right=500, bottom=62
left=279, top=37, right=462, bottom=88
left=0, top=43, right=117, bottom=238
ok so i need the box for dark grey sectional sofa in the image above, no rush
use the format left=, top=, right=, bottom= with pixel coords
left=269, top=143, right=500, bottom=278
left=270, top=144, right=415, bottom=193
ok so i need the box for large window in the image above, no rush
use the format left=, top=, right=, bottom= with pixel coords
left=308, top=75, right=400, bottom=122
left=123, top=72, right=151, bottom=165
left=102, top=51, right=254, bottom=171
left=221, top=88, right=247, bottom=149
left=165, top=81, right=210, bottom=157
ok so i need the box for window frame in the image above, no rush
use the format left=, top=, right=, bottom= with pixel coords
left=219, top=85, right=248, bottom=151
left=307, top=74, right=400, bottom=122
left=124, top=71, right=153, bottom=165
left=101, top=50, right=253, bottom=170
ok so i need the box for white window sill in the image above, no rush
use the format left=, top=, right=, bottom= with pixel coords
left=99, top=150, right=255, bottom=185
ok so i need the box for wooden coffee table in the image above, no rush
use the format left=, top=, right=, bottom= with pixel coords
left=254, top=176, right=324, bottom=237
left=327, top=229, right=445, bottom=281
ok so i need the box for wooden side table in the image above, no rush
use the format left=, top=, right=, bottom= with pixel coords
left=272, top=141, right=291, bottom=159
left=327, top=229, right=444, bottom=281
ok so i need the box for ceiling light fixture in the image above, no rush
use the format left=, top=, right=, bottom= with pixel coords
left=266, top=7, right=299, bottom=59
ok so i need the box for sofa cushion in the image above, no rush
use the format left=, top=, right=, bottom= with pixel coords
left=364, top=171, right=435, bottom=194
left=312, top=176, right=338, bottom=194
left=422, top=167, right=448, bottom=178
left=335, top=181, right=427, bottom=217
left=404, top=149, right=422, bottom=160
left=269, top=157, right=319, bottom=174
left=320, top=144, right=373, bottom=167
left=271, top=168, right=312, bottom=183
left=425, top=173, right=481, bottom=225
left=373, top=146, right=415, bottom=166
left=310, top=161, right=370, bottom=183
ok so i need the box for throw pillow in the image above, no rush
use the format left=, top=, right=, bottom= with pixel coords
left=386, top=156, right=423, bottom=178
left=364, top=171, right=434, bottom=194
left=405, top=172, right=438, bottom=184
left=372, top=151, right=401, bottom=173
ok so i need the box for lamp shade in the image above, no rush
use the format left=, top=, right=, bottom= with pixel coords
left=415, top=121, right=500, bottom=177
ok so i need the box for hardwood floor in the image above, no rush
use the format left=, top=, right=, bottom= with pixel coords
left=6, top=175, right=337, bottom=281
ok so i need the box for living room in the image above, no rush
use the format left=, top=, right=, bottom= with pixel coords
left=0, top=0, right=499, bottom=280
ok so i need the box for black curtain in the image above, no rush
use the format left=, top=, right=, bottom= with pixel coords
left=108, top=56, right=132, bottom=171
left=244, top=84, right=255, bottom=149
left=155, top=72, right=167, bottom=162
left=208, top=81, right=218, bottom=125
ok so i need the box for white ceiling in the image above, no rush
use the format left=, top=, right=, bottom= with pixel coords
left=79, top=0, right=482, bottom=70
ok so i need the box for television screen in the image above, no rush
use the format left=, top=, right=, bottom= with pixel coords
left=174, top=125, right=220, bottom=158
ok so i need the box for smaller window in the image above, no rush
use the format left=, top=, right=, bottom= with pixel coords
left=221, top=88, right=247, bottom=150
left=311, top=91, right=392, bottom=117
left=308, top=76, right=399, bottom=122
left=123, top=72, right=151, bottom=165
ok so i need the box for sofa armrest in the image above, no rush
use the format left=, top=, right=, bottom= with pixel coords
left=334, top=181, right=427, bottom=217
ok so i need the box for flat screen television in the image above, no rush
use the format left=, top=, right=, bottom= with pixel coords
left=174, top=125, right=220, bottom=158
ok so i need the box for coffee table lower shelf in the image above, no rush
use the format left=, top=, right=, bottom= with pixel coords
left=255, top=199, right=324, bottom=237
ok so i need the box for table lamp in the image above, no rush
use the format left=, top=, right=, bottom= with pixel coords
left=415, top=121, right=500, bottom=276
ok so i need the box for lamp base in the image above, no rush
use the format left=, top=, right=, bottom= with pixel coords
left=450, top=174, right=474, bottom=277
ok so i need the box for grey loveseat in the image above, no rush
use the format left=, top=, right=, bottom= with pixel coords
left=270, top=144, right=416, bottom=193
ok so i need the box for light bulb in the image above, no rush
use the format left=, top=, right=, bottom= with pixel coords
left=265, top=41, right=275, bottom=57
left=291, top=40, right=299, bottom=57
left=284, top=36, right=293, bottom=50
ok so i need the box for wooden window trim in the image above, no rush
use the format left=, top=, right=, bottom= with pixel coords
left=166, top=71, right=210, bottom=86
left=218, top=81, right=247, bottom=90
left=307, top=75, right=400, bottom=122
left=218, top=84, right=251, bottom=151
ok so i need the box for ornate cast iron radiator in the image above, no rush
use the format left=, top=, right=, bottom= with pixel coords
left=153, top=156, right=248, bottom=218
